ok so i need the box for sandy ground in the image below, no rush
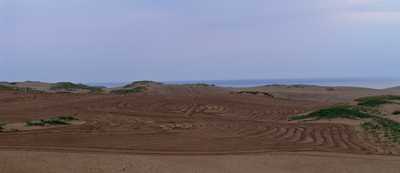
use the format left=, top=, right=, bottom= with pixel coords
left=1, top=82, right=400, bottom=172
left=2, top=81, right=400, bottom=102
left=2, top=151, right=400, bottom=173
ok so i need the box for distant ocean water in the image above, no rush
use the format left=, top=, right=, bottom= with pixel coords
left=84, top=77, right=400, bottom=90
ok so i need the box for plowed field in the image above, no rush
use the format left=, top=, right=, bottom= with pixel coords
left=1, top=91, right=399, bottom=155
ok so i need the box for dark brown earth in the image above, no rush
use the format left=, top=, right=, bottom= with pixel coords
left=1, top=91, right=399, bottom=155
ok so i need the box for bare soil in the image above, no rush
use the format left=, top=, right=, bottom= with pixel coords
left=1, top=87, right=400, bottom=172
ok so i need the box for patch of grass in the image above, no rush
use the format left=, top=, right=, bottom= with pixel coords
left=124, top=80, right=163, bottom=88
left=26, top=119, right=70, bottom=126
left=57, top=116, right=79, bottom=121
left=11, top=128, right=19, bottom=132
left=357, top=100, right=391, bottom=107
left=0, top=85, right=15, bottom=91
left=393, top=111, right=400, bottom=115
left=9, top=82, right=18, bottom=85
left=194, top=83, right=215, bottom=86
left=288, top=85, right=305, bottom=88
left=290, top=103, right=400, bottom=144
left=361, top=118, right=400, bottom=143
left=288, top=106, right=377, bottom=122
left=73, top=113, right=78, bottom=116
left=355, top=95, right=400, bottom=102
left=110, top=87, right=146, bottom=94
left=50, top=82, right=103, bottom=93
left=233, top=91, right=274, bottom=97
left=346, top=105, right=381, bottom=115
left=326, top=88, right=334, bottom=91
left=0, top=124, right=5, bottom=133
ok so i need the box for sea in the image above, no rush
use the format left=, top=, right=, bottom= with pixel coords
left=84, top=77, right=400, bottom=90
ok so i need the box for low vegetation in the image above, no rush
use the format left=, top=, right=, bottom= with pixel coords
left=0, top=85, right=43, bottom=92
left=50, top=82, right=103, bottom=93
left=0, top=124, right=5, bottom=133
left=110, top=87, right=146, bottom=94
left=326, top=88, right=334, bottom=91
left=25, top=116, right=79, bottom=127
left=194, top=83, right=215, bottom=86
left=346, top=105, right=381, bottom=115
left=124, top=80, right=163, bottom=88
left=357, top=100, right=391, bottom=107
left=0, top=85, right=15, bottom=91
left=290, top=96, right=400, bottom=144
left=288, top=106, right=377, bottom=122
left=26, top=119, right=70, bottom=126
left=361, top=118, right=400, bottom=143
left=355, top=95, right=400, bottom=102
left=9, top=82, right=18, bottom=85
left=233, top=91, right=274, bottom=97
left=57, top=116, right=79, bottom=121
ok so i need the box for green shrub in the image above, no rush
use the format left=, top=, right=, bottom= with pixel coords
left=355, top=95, right=400, bottom=102
left=110, top=87, right=146, bottom=94
left=357, top=100, right=391, bottom=107
left=9, top=82, right=17, bottom=85
left=393, top=111, right=400, bottom=115
left=288, top=106, right=377, bottom=121
left=0, top=85, right=14, bottom=91
left=124, top=81, right=163, bottom=88
left=326, top=88, right=334, bottom=91
left=194, top=83, right=215, bottom=86
left=0, top=124, right=5, bottom=133
left=50, top=82, right=103, bottom=93
left=234, top=91, right=274, bottom=97
left=57, top=116, right=78, bottom=121
left=26, top=119, right=70, bottom=126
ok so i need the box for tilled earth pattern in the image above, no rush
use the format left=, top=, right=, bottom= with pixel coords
left=1, top=92, right=399, bottom=155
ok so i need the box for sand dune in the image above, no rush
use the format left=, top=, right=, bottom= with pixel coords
left=1, top=81, right=400, bottom=172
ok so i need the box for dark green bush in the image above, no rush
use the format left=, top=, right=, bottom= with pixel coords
left=57, top=116, right=78, bottom=121
left=110, top=87, right=146, bottom=94
left=357, top=100, right=390, bottom=107
left=393, top=111, right=400, bottom=115
left=355, top=95, right=400, bottom=102
left=50, top=82, right=103, bottom=93
left=26, top=119, right=70, bottom=126
left=124, top=81, right=163, bottom=88
left=234, top=91, right=274, bottom=97
left=288, top=106, right=377, bottom=121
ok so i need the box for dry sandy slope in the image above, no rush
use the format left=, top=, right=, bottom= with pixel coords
left=2, top=81, right=400, bottom=102
left=2, top=83, right=400, bottom=172
left=2, top=151, right=400, bottom=173
left=230, top=85, right=400, bottom=102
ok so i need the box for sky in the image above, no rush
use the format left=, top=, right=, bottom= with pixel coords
left=1, top=0, right=399, bottom=83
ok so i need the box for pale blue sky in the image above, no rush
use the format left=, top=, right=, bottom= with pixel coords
left=1, top=0, right=399, bottom=83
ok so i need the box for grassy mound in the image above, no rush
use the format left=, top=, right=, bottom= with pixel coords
left=289, top=97, right=400, bottom=144
left=124, top=80, right=163, bottom=88
left=110, top=87, right=146, bottom=94
left=354, top=95, right=400, bottom=107
left=233, top=91, right=274, bottom=97
left=361, top=118, right=400, bottom=143
left=357, top=100, right=391, bottom=107
left=355, top=95, right=400, bottom=102
left=288, top=106, right=377, bottom=121
left=51, top=82, right=103, bottom=93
